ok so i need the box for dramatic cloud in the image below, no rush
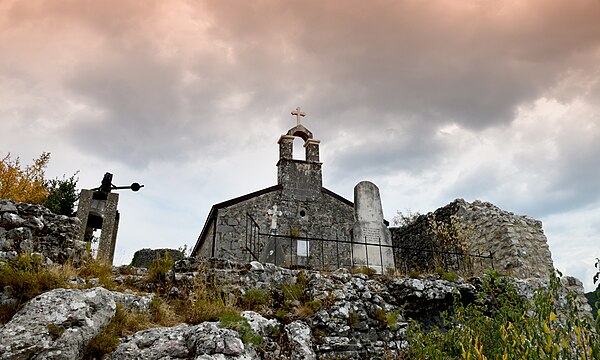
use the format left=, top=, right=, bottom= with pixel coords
left=1, top=0, right=599, bottom=289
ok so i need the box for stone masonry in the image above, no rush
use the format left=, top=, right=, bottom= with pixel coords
left=391, top=199, right=554, bottom=279
left=0, top=199, right=87, bottom=266
left=193, top=111, right=355, bottom=270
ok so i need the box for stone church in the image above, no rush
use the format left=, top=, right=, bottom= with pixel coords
left=190, top=109, right=556, bottom=280
left=191, top=109, right=355, bottom=268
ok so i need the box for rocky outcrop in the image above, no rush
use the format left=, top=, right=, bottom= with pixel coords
left=109, top=322, right=258, bottom=359
left=285, top=321, right=316, bottom=360
left=0, top=287, right=116, bottom=360
left=0, top=200, right=86, bottom=266
left=0, top=257, right=592, bottom=360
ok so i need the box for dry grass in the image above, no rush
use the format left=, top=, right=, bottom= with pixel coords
left=179, top=275, right=239, bottom=324
left=0, top=253, right=67, bottom=323
left=83, top=303, right=156, bottom=358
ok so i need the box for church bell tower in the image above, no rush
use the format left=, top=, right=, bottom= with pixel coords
left=277, top=107, right=322, bottom=201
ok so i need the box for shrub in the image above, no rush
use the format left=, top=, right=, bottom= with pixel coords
left=274, top=271, right=319, bottom=321
left=374, top=307, right=388, bottom=325
left=373, top=308, right=401, bottom=330
left=44, top=172, right=79, bottom=216
left=0, top=152, right=50, bottom=204
left=146, top=253, right=174, bottom=284
left=436, top=268, right=459, bottom=282
left=148, top=296, right=180, bottom=326
left=403, top=270, right=600, bottom=359
left=408, top=270, right=421, bottom=279
left=282, top=271, right=308, bottom=303
left=241, top=289, right=270, bottom=310
left=386, top=310, right=400, bottom=330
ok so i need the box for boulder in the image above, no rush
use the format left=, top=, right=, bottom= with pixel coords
left=109, top=322, right=258, bottom=359
left=0, top=287, right=116, bottom=360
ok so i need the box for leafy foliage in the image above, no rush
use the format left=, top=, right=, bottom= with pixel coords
left=393, top=209, right=422, bottom=227
left=219, top=311, right=263, bottom=346
left=44, top=172, right=79, bottom=216
left=0, top=152, right=50, bottom=204
left=403, top=270, right=600, bottom=359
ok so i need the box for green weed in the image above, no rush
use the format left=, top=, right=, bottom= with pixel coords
left=219, top=311, right=263, bottom=346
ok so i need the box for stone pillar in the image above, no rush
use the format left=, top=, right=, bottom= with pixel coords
left=305, top=139, right=320, bottom=163
left=278, top=135, right=294, bottom=160
left=352, top=181, right=395, bottom=274
left=97, top=192, right=119, bottom=264
left=108, top=211, right=120, bottom=264
left=75, top=189, right=93, bottom=242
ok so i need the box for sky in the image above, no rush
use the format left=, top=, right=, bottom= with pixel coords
left=1, top=0, right=599, bottom=290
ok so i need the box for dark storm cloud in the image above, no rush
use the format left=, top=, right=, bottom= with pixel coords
left=2, top=0, right=600, bottom=288
left=3, top=0, right=600, bottom=176
left=205, top=0, right=600, bottom=126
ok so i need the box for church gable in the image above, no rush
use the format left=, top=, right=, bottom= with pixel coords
left=192, top=108, right=354, bottom=266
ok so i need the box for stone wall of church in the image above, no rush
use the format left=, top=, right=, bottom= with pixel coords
left=198, top=190, right=354, bottom=269
left=391, top=199, right=554, bottom=279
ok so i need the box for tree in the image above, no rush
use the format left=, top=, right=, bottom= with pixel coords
left=44, top=173, right=79, bottom=216
left=0, top=152, right=50, bottom=204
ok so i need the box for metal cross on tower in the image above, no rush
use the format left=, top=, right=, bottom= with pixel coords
left=291, top=107, right=306, bottom=126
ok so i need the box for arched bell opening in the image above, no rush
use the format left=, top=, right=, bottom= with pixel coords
left=292, top=137, right=306, bottom=160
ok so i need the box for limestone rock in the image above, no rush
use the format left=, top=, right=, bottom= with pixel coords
left=109, top=322, right=258, bottom=359
left=285, top=321, right=316, bottom=360
left=0, top=287, right=116, bottom=360
left=111, top=291, right=155, bottom=313
left=241, top=311, right=278, bottom=337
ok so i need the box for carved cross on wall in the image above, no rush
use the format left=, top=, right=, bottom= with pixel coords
left=267, top=205, right=283, bottom=231
left=291, top=107, right=306, bottom=126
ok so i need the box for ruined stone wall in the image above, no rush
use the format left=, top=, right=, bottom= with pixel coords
left=130, top=248, right=184, bottom=268
left=391, top=199, right=554, bottom=279
left=0, top=199, right=87, bottom=265
left=199, top=190, right=354, bottom=269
